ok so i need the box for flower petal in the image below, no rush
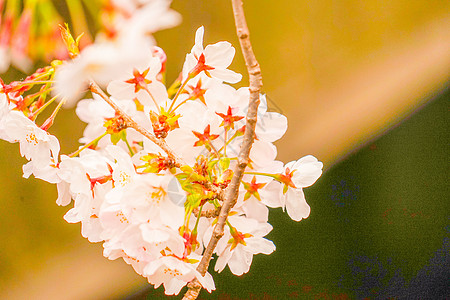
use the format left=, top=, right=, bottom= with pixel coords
left=285, top=188, right=311, bottom=221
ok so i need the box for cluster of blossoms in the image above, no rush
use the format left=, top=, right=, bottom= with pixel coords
left=0, top=0, right=171, bottom=74
left=0, top=0, right=322, bottom=297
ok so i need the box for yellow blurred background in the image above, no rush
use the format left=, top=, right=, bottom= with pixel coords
left=0, top=0, right=448, bottom=299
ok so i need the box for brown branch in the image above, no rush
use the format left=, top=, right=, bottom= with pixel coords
left=89, top=81, right=225, bottom=199
left=182, top=0, right=263, bottom=298
left=193, top=206, right=221, bottom=218
left=89, top=81, right=184, bottom=165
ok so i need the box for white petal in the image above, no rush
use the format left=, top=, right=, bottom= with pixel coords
left=140, top=225, right=170, bottom=244
left=196, top=272, right=215, bottom=293
left=56, top=181, right=72, bottom=206
left=204, top=42, right=235, bottom=68
left=246, top=237, right=276, bottom=255
left=214, top=248, right=232, bottom=273
left=209, top=68, right=242, bottom=84
left=242, top=198, right=269, bottom=223
left=194, top=26, right=205, bottom=52
left=0, top=47, right=11, bottom=73
left=260, top=181, right=283, bottom=208
left=53, top=61, right=86, bottom=107
left=249, top=140, right=277, bottom=168
left=163, top=278, right=186, bottom=295
left=228, top=247, right=252, bottom=275
left=292, top=156, right=323, bottom=188
left=256, top=112, right=288, bottom=142
left=285, top=188, right=311, bottom=221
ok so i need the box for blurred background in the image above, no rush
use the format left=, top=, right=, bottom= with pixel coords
left=0, top=0, right=448, bottom=299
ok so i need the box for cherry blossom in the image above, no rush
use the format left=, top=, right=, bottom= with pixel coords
left=54, top=37, right=153, bottom=105
left=144, top=254, right=215, bottom=295
left=182, top=26, right=242, bottom=83
left=211, top=215, right=276, bottom=276
left=0, top=11, right=323, bottom=296
left=281, top=155, right=323, bottom=221
left=4, top=111, right=60, bottom=169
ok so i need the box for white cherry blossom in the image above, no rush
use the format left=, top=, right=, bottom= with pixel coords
left=211, top=215, right=276, bottom=276
left=282, top=155, right=323, bottom=221
left=182, top=26, right=242, bottom=83
left=143, top=254, right=215, bottom=295
left=0, top=19, right=324, bottom=296
left=4, top=111, right=60, bottom=169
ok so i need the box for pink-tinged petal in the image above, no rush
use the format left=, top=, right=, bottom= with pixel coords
left=292, top=158, right=323, bottom=187
left=0, top=47, right=11, bottom=73
left=56, top=181, right=71, bottom=206
left=159, top=200, right=184, bottom=230
left=256, top=112, right=288, bottom=142
left=176, top=101, right=208, bottom=131
left=228, top=247, right=253, bottom=275
left=163, top=278, right=186, bottom=295
left=76, top=96, right=114, bottom=123
left=140, top=226, right=169, bottom=244
left=123, top=3, right=181, bottom=36
left=107, top=80, right=134, bottom=100
left=63, top=207, right=82, bottom=223
left=204, top=82, right=237, bottom=111
left=260, top=181, right=283, bottom=208
left=143, top=260, right=159, bottom=276
left=48, top=135, right=61, bottom=160
left=209, top=68, right=242, bottom=83
left=214, top=248, right=232, bottom=273
left=23, top=161, right=60, bottom=184
left=165, top=128, right=203, bottom=165
left=254, top=223, right=274, bottom=238
left=285, top=188, right=311, bottom=221
left=146, top=56, right=163, bottom=78
left=81, top=218, right=103, bottom=242
left=53, top=61, right=86, bottom=107
left=249, top=140, right=277, bottom=168
left=147, top=81, right=169, bottom=104
left=246, top=237, right=276, bottom=255
left=295, top=154, right=320, bottom=166
left=242, top=198, right=269, bottom=223
left=181, top=53, right=197, bottom=80
left=204, top=42, right=235, bottom=68
left=193, top=26, right=205, bottom=54
left=196, top=272, right=215, bottom=293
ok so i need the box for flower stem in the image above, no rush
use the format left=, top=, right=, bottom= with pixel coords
left=168, top=74, right=192, bottom=113
left=143, top=85, right=161, bottom=113
left=244, top=171, right=278, bottom=179
left=69, top=132, right=108, bottom=157
left=29, top=95, right=58, bottom=120
left=124, top=138, right=135, bottom=156
left=39, top=97, right=64, bottom=131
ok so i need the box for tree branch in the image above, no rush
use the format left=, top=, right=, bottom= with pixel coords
left=89, top=81, right=184, bottom=165
left=89, top=81, right=224, bottom=198
left=182, top=0, right=263, bottom=298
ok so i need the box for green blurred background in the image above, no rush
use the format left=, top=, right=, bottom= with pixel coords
left=0, top=0, right=448, bottom=299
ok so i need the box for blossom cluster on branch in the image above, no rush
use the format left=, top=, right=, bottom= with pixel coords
left=0, top=0, right=322, bottom=297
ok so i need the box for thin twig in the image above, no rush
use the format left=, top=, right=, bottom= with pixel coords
left=89, top=81, right=183, bottom=164
left=89, top=81, right=224, bottom=198
left=193, top=206, right=221, bottom=218
left=182, top=0, right=263, bottom=298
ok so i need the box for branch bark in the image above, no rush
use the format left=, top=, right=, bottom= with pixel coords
left=89, top=81, right=224, bottom=199
left=182, top=0, right=263, bottom=298
left=89, top=81, right=184, bottom=165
